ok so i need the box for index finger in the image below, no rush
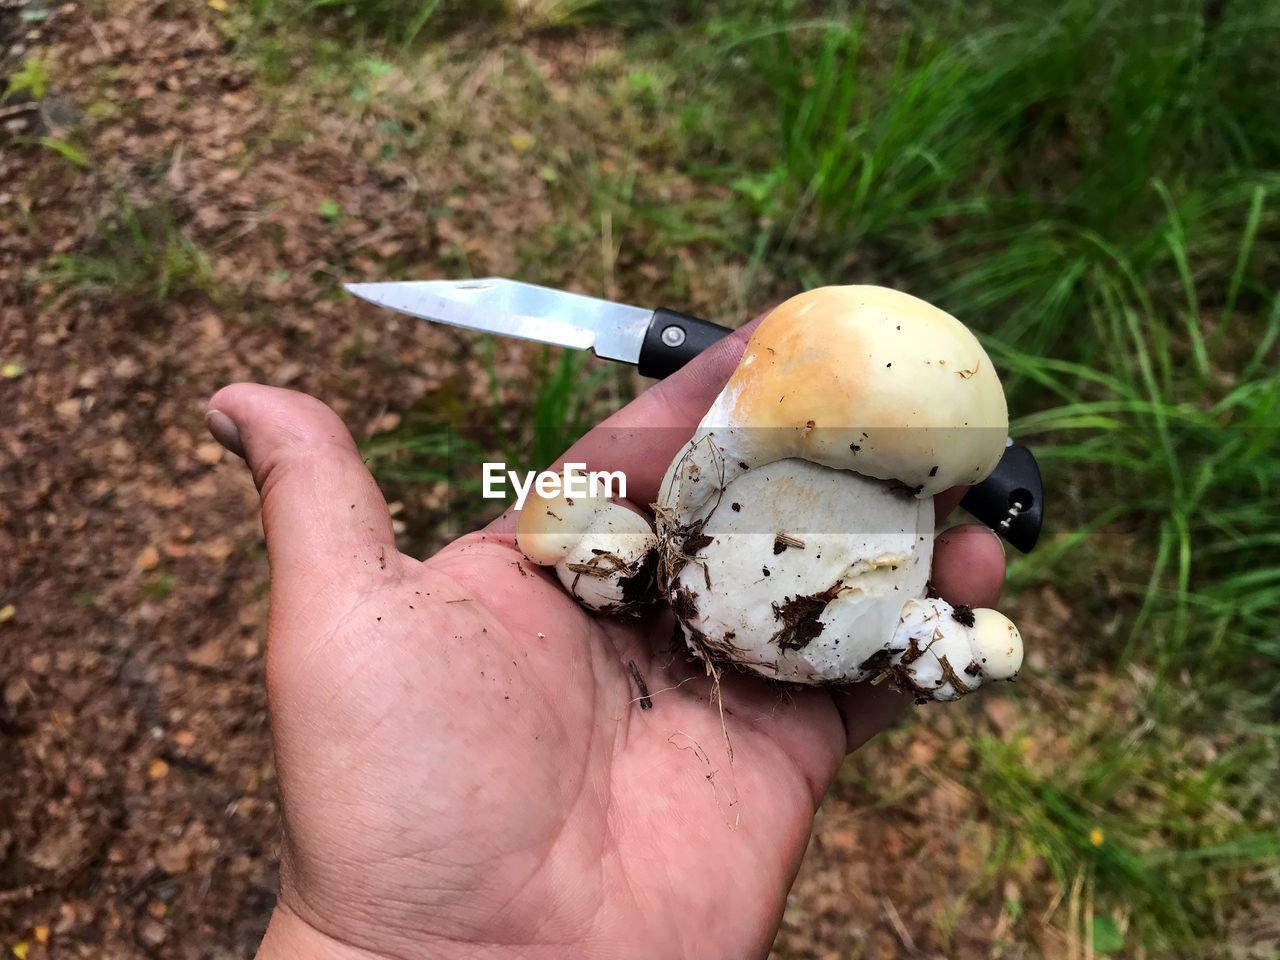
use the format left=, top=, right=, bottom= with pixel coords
left=559, top=315, right=766, bottom=506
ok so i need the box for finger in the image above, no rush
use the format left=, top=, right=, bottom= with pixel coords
left=832, top=682, right=910, bottom=754
left=933, top=485, right=966, bottom=522
left=565, top=316, right=766, bottom=504
left=932, top=523, right=1005, bottom=608
left=826, top=524, right=1006, bottom=754
left=207, top=384, right=402, bottom=611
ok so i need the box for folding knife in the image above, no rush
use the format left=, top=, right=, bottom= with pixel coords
left=345, top=277, right=1044, bottom=552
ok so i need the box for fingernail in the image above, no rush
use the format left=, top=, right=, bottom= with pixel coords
left=206, top=409, right=245, bottom=458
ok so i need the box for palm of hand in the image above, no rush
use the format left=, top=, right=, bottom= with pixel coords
left=274, top=532, right=845, bottom=960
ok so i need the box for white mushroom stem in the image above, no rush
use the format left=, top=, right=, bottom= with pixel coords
left=665, top=458, right=934, bottom=682
left=885, top=598, right=1023, bottom=701
left=516, top=482, right=658, bottom=615
left=661, top=457, right=1024, bottom=698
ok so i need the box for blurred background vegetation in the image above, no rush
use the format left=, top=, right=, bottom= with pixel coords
left=5, top=0, right=1277, bottom=955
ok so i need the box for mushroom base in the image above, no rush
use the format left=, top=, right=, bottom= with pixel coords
left=657, top=458, right=936, bottom=685
left=656, top=457, right=1023, bottom=699
left=558, top=541, right=659, bottom=617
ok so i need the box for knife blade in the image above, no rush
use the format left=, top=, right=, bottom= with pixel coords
left=345, top=277, right=1043, bottom=552
left=345, top=278, right=732, bottom=377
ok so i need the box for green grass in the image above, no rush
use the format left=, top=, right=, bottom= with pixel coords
left=247, top=0, right=721, bottom=46
left=972, top=721, right=1280, bottom=952
left=4, top=55, right=52, bottom=99
left=723, top=3, right=1280, bottom=950
left=718, top=0, right=1280, bottom=353
left=996, top=218, right=1280, bottom=670
left=41, top=189, right=215, bottom=309
left=248, top=0, right=503, bottom=46
left=230, top=0, right=1280, bottom=952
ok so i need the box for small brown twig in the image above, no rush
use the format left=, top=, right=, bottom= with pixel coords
left=0, top=102, right=39, bottom=122
left=626, top=660, right=652, bottom=710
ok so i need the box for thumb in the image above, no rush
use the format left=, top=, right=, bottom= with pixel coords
left=207, top=384, right=403, bottom=615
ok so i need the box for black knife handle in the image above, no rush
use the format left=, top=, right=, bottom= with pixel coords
left=637, top=308, right=734, bottom=379
left=633, top=308, right=1043, bottom=553
left=958, top=441, right=1043, bottom=554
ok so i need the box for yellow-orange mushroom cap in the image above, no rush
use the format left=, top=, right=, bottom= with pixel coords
left=663, top=286, right=1008, bottom=516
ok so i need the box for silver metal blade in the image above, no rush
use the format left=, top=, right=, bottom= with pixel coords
left=344, top=278, right=653, bottom=363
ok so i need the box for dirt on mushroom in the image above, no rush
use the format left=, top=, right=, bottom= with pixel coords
left=770, top=582, right=844, bottom=652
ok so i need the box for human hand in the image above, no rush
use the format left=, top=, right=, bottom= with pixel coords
left=207, top=323, right=1005, bottom=960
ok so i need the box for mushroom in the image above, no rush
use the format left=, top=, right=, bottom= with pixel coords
left=519, top=285, right=1024, bottom=701
left=516, top=475, right=659, bottom=616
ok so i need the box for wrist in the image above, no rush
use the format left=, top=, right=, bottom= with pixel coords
left=257, top=903, right=594, bottom=960
left=257, top=906, right=390, bottom=960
